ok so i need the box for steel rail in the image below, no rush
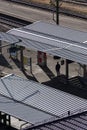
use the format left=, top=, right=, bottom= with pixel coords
left=63, top=0, right=87, bottom=6
left=0, top=13, right=32, bottom=28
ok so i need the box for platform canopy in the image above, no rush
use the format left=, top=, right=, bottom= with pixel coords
left=0, top=74, right=57, bottom=124
left=1, top=74, right=87, bottom=120
left=0, top=94, right=54, bottom=124
left=0, top=21, right=87, bottom=65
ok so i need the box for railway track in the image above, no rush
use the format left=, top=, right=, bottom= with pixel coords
left=7, top=0, right=87, bottom=20
left=9, top=0, right=87, bottom=6
left=63, top=0, right=87, bottom=6
left=0, top=13, right=32, bottom=28
left=0, top=0, right=87, bottom=30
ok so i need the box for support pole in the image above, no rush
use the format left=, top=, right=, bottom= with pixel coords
left=0, top=40, right=2, bottom=54
left=56, top=0, right=59, bottom=25
left=0, top=111, right=2, bottom=123
left=20, top=46, right=24, bottom=71
left=83, top=65, right=86, bottom=77
left=66, top=59, right=69, bottom=79
left=30, top=57, right=32, bottom=74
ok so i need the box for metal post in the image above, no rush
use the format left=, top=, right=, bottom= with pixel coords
left=0, top=111, right=1, bottom=123
left=0, top=40, right=2, bottom=54
left=4, top=114, right=6, bottom=125
left=66, top=59, right=69, bottom=79
left=56, top=0, right=59, bottom=25
left=30, top=58, right=32, bottom=74
left=83, top=65, right=86, bottom=77
left=20, top=46, right=24, bottom=71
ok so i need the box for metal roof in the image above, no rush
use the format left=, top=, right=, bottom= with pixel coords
left=23, top=21, right=87, bottom=43
left=0, top=21, right=87, bottom=65
left=1, top=74, right=87, bottom=118
left=0, top=94, right=54, bottom=124
left=26, top=111, right=87, bottom=130
left=0, top=32, right=19, bottom=43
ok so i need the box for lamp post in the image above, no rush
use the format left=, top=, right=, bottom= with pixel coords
left=56, top=0, right=59, bottom=25
left=50, top=0, right=59, bottom=25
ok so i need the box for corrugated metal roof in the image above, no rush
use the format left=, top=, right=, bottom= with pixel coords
left=0, top=21, right=87, bottom=65
left=23, top=21, right=87, bottom=43
left=27, top=111, right=87, bottom=130
left=0, top=95, right=54, bottom=124
left=7, top=21, right=87, bottom=65
left=1, top=74, right=87, bottom=118
left=0, top=32, right=19, bottom=43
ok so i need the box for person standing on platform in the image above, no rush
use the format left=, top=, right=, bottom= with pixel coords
left=55, top=62, right=60, bottom=76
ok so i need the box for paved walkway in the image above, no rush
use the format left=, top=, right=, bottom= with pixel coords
left=0, top=45, right=82, bottom=82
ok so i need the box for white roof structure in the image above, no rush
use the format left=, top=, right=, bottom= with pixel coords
left=0, top=21, right=87, bottom=64
left=0, top=74, right=87, bottom=121
left=0, top=22, right=87, bottom=65
left=0, top=94, right=54, bottom=124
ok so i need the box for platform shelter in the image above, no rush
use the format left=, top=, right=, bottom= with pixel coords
left=0, top=21, right=87, bottom=78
